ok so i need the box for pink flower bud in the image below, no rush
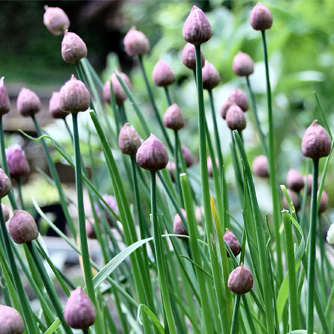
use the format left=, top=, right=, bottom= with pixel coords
left=318, top=190, right=329, bottom=215
left=0, top=77, right=10, bottom=115
left=136, top=134, right=169, bottom=172
left=5, top=145, right=30, bottom=180
left=181, top=145, right=194, bottom=168
left=250, top=3, right=273, bottom=31
left=202, top=61, right=220, bottom=90
left=207, top=156, right=218, bottom=178
left=183, top=6, right=212, bottom=45
left=220, top=100, right=232, bottom=120
left=283, top=189, right=301, bottom=212
left=118, top=123, right=141, bottom=155
left=228, top=263, right=253, bottom=295
left=228, top=88, right=248, bottom=112
left=224, top=228, right=241, bottom=257
left=232, top=51, right=254, bottom=77
left=9, top=210, right=39, bottom=244
left=0, top=305, right=24, bottom=334
left=17, top=88, right=41, bottom=117
left=173, top=209, right=188, bottom=236
left=252, top=155, right=269, bottom=178
left=59, top=75, right=90, bottom=113
left=286, top=168, right=304, bottom=193
left=0, top=168, right=11, bottom=199
left=182, top=43, right=205, bottom=70
left=43, top=6, right=70, bottom=35
left=123, top=27, right=149, bottom=57
left=86, top=220, right=97, bottom=239
left=163, top=104, right=185, bottom=131
left=61, top=31, right=87, bottom=63
left=49, top=92, right=69, bottom=119
left=225, top=105, right=247, bottom=132
left=1, top=203, right=10, bottom=222
left=94, top=194, right=118, bottom=227
left=103, top=72, right=131, bottom=105
left=153, top=60, right=175, bottom=87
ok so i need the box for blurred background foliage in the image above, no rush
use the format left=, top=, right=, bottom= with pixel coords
left=1, top=0, right=334, bottom=218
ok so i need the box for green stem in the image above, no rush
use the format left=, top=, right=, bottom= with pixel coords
left=118, top=103, right=128, bottom=125
left=174, top=130, right=184, bottom=207
left=230, top=295, right=241, bottom=334
left=64, top=118, right=73, bottom=142
left=307, top=158, right=319, bottom=334
left=150, top=171, right=176, bottom=334
left=261, top=30, right=283, bottom=284
left=164, top=87, right=172, bottom=106
left=16, top=178, right=25, bottom=210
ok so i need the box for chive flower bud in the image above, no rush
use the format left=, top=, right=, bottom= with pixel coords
left=232, top=51, right=254, bottom=77
left=95, top=194, right=118, bottom=227
left=136, top=134, right=169, bottom=171
left=252, top=155, right=269, bottom=178
left=167, top=161, right=176, bottom=181
left=118, top=123, right=141, bottom=155
left=0, top=168, right=11, bottom=199
left=202, top=61, right=220, bottom=90
left=182, top=43, right=205, bottom=70
left=49, top=92, right=69, bottom=119
left=250, top=3, right=273, bottom=31
left=228, top=263, right=253, bottom=295
left=153, top=60, right=175, bottom=87
left=225, top=105, right=247, bottom=132
left=9, top=210, right=39, bottom=244
left=163, top=104, right=185, bottom=131
left=64, top=287, right=96, bottom=329
left=43, top=6, right=70, bottom=35
left=286, top=168, right=304, bottom=193
left=173, top=209, right=188, bottom=236
left=326, top=223, right=334, bottom=248
left=207, top=156, right=218, bottom=178
left=183, top=6, right=212, bottom=45
left=301, top=120, right=331, bottom=159
left=228, top=88, right=248, bottom=112
left=103, top=71, right=131, bottom=105
left=283, top=189, right=300, bottom=212
left=220, top=100, right=232, bottom=120
left=5, top=145, right=30, bottom=180
left=17, top=88, right=41, bottom=117
left=59, top=75, right=90, bottom=113
left=123, top=27, right=149, bottom=57
left=0, top=305, right=24, bottom=334
left=224, top=228, right=241, bottom=257
left=0, top=77, right=10, bottom=115
left=61, top=31, right=87, bottom=63
left=181, top=145, right=194, bottom=168
left=1, top=203, right=10, bottom=222
left=318, top=190, right=329, bottom=215
left=85, top=220, right=96, bottom=239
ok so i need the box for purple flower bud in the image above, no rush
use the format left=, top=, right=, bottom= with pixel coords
left=207, top=156, right=218, bottom=178
left=61, top=31, right=87, bottom=63
left=167, top=161, right=176, bottom=182
left=202, top=61, right=220, bottom=90
left=153, top=60, right=175, bottom=87
left=301, top=120, right=331, bottom=160
left=17, top=88, right=41, bottom=117
left=0, top=168, right=11, bottom=199
left=220, top=100, right=232, bottom=120
left=59, top=75, right=90, bottom=113
left=318, top=190, right=329, bottom=215
left=85, top=220, right=97, bottom=239
left=286, top=168, right=304, bottom=193
left=0, top=77, right=10, bottom=115
left=181, top=145, right=194, bottom=168
left=183, top=6, right=212, bottom=45
left=224, top=228, right=241, bottom=257
left=5, top=145, right=30, bottom=180
left=43, top=6, right=70, bottom=35
left=0, top=305, right=24, bottom=334
left=283, top=189, right=301, bottom=212
left=95, top=194, right=118, bottom=228
left=173, top=209, right=188, bottom=236
left=49, top=92, right=69, bottom=119
left=250, top=3, right=273, bottom=31
left=163, top=104, right=185, bottom=131
left=228, top=263, right=253, bottom=295
left=182, top=43, right=205, bottom=70
left=64, top=287, right=96, bottom=329
left=123, top=27, right=150, bottom=57
left=228, top=88, right=248, bottom=112
left=118, top=123, right=141, bottom=155
left=1, top=203, right=10, bottom=222
left=103, top=72, right=131, bottom=105
left=252, top=155, right=269, bottom=178
left=232, top=51, right=254, bottom=77
left=225, top=105, right=247, bottom=132
left=136, top=134, right=169, bottom=172
left=9, top=210, right=39, bottom=244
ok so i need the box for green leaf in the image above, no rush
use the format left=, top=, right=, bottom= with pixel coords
left=137, top=304, right=164, bottom=334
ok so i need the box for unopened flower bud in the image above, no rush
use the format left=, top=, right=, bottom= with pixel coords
left=1, top=203, right=10, bottom=222
left=182, top=43, right=205, bottom=70
left=153, top=60, right=175, bottom=87
left=61, top=31, right=87, bottom=63
left=9, top=210, right=39, bottom=244
left=167, top=161, right=176, bottom=182
left=301, top=120, right=331, bottom=160
left=220, top=100, right=232, bottom=120
left=232, top=51, right=254, bottom=77
left=228, top=88, right=248, bottom=112
left=0, top=168, right=11, bottom=199
left=123, top=27, right=149, bottom=57
left=183, top=6, right=212, bottom=45
left=173, top=209, right=188, bottom=236
left=181, top=145, right=194, bottom=168
left=118, top=123, right=141, bottom=155
left=86, top=220, right=96, bottom=239
left=43, top=6, right=70, bottom=35
left=0, top=305, right=24, bottom=334
left=252, top=155, right=269, bottom=178
left=163, top=104, right=185, bottom=131
left=95, top=194, right=118, bottom=228
left=224, top=229, right=241, bottom=257
left=202, top=61, right=220, bottom=90
left=318, top=190, right=329, bottom=215
left=59, top=75, right=90, bottom=113
left=326, top=223, right=334, bottom=248
left=225, top=105, right=247, bottom=132
left=0, top=77, right=10, bottom=115
left=5, top=145, right=30, bottom=180
left=136, top=134, right=168, bottom=171
left=64, top=287, right=96, bottom=329
left=283, top=189, right=300, bottom=212
left=49, top=92, right=69, bottom=119
left=228, top=263, right=253, bottom=295
left=207, top=156, right=218, bottom=178
left=103, top=72, right=131, bottom=105
left=17, top=88, right=41, bottom=117
left=250, top=3, right=273, bottom=31
left=286, top=168, right=304, bottom=193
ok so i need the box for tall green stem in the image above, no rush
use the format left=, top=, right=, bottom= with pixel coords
left=164, top=87, right=172, bottom=106
left=307, top=158, right=319, bottom=334
left=261, top=30, right=283, bottom=284
left=174, top=130, right=184, bottom=206
left=230, top=295, right=241, bottom=334
left=16, top=179, right=25, bottom=210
